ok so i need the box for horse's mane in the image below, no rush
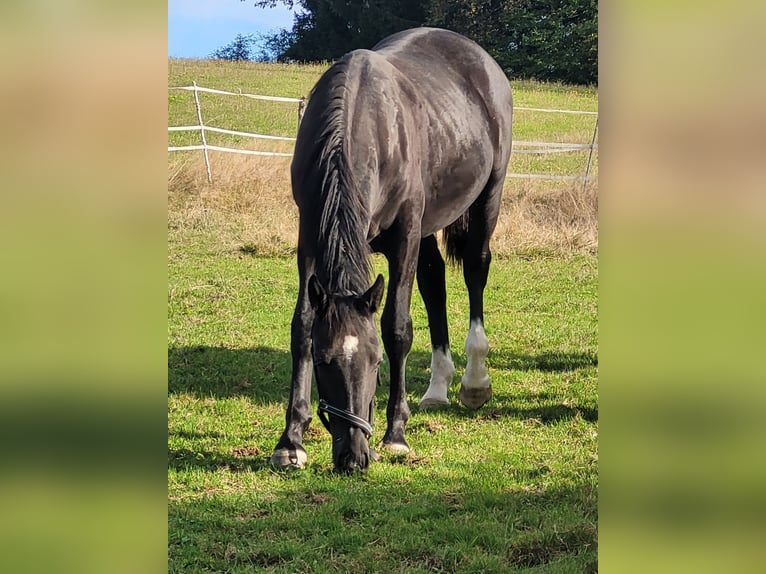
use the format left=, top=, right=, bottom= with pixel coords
left=309, top=58, right=372, bottom=295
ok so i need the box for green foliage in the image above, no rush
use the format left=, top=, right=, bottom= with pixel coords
left=210, top=33, right=258, bottom=61
left=249, top=0, right=597, bottom=84
left=280, top=0, right=428, bottom=62
left=429, top=0, right=598, bottom=85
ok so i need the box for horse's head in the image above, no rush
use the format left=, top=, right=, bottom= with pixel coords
left=308, top=273, right=385, bottom=474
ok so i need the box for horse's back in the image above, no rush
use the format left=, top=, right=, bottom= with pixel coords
left=373, top=27, right=509, bottom=91
left=293, top=28, right=513, bottom=241
left=372, top=27, right=513, bottom=150
left=370, top=28, right=513, bottom=234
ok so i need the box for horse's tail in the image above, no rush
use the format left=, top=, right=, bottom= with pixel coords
left=442, top=211, right=469, bottom=267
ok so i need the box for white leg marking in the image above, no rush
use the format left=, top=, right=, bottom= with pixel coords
left=461, top=319, right=490, bottom=389
left=419, top=347, right=455, bottom=407
left=342, top=335, right=359, bottom=362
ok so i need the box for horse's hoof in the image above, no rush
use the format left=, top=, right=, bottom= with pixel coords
left=369, top=448, right=381, bottom=462
left=419, top=396, right=450, bottom=410
left=270, top=447, right=307, bottom=469
left=380, top=441, right=410, bottom=455
left=458, top=385, right=492, bottom=409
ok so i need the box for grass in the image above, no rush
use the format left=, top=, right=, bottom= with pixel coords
left=168, top=251, right=598, bottom=572
left=168, top=59, right=598, bottom=572
left=168, top=59, right=598, bottom=176
left=168, top=59, right=598, bottom=256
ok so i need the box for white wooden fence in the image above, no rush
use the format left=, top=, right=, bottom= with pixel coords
left=168, top=82, right=598, bottom=185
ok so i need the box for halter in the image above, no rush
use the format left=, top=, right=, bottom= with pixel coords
left=317, top=399, right=373, bottom=438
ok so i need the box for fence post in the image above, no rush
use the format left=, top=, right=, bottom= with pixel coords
left=192, top=81, right=213, bottom=184
left=297, top=97, right=305, bottom=129
left=582, top=117, right=598, bottom=193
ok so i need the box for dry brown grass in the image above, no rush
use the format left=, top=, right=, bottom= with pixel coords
left=168, top=152, right=598, bottom=257
left=495, top=178, right=598, bottom=255
left=168, top=151, right=298, bottom=257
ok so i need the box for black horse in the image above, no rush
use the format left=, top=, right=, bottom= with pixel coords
left=271, top=28, right=513, bottom=473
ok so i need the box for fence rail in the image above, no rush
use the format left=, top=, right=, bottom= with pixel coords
left=515, top=106, right=598, bottom=115
left=168, top=83, right=597, bottom=184
left=169, top=125, right=296, bottom=142
left=169, top=85, right=303, bottom=103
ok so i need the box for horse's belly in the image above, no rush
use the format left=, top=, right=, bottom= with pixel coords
left=420, top=156, right=492, bottom=236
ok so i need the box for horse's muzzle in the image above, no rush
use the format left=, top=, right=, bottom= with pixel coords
left=337, top=454, right=369, bottom=475
left=333, top=427, right=371, bottom=474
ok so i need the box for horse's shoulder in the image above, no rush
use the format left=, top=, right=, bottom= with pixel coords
left=344, top=48, right=393, bottom=69
left=342, top=49, right=402, bottom=87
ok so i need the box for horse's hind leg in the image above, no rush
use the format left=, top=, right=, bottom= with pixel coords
left=459, top=175, right=503, bottom=409
left=416, top=235, right=455, bottom=409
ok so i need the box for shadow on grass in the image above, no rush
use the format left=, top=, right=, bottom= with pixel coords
left=169, top=345, right=597, bottom=424
left=493, top=350, right=598, bottom=372
left=168, top=476, right=598, bottom=572
left=169, top=345, right=293, bottom=403
left=408, top=400, right=597, bottom=426
left=169, top=347, right=598, bottom=572
left=168, top=345, right=435, bottom=403
left=476, top=402, right=598, bottom=423
left=169, top=447, right=272, bottom=473
left=169, top=346, right=595, bottom=398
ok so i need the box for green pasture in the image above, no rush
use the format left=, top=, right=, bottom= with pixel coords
left=168, top=59, right=598, bottom=178
left=168, top=248, right=598, bottom=572
left=168, top=59, right=598, bottom=572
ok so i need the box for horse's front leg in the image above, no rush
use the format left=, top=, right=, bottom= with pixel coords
left=271, top=252, right=315, bottom=468
left=379, top=220, right=420, bottom=454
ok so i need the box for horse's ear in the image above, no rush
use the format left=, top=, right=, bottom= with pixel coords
left=364, top=274, right=385, bottom=314
left=307, top=275, right=327, bottom=313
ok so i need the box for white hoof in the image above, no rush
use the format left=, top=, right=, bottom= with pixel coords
left=419, top=396, right=451, bottom=410
left=270, top=447, right=307, bottom=469
left=380, top=442, right=410, bottom=455
left=458, top=385, right=492, bottom=409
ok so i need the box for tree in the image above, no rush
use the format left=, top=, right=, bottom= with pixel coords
left=247, top=0, right=597, bottom=84
left=250, top=0, right=430, bottom=62
left=428, top=0, right=597, bottom=84
left=210, top=33, right=257, bottom=61
left=253, top=29, right=296, bottom=62
left=502, top=0, right=597, bottom=85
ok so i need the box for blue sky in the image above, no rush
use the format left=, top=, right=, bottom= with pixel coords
left=168, top=0, right=296, bottom=58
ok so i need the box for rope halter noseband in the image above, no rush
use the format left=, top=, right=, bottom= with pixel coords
left=317, top=399, right=373, bottom=438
